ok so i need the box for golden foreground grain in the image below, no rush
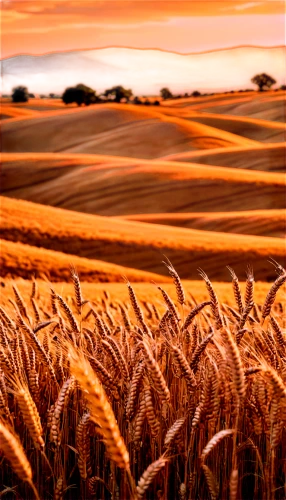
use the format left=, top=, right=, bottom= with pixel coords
left=0, top=263, right=285, bottom=499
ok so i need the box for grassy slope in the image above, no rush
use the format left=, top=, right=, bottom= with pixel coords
left=2, top=154, right=285, bottom=215
left=1, top=197, right=285, bottom=281
left=118, top=209, right=286, bottom=238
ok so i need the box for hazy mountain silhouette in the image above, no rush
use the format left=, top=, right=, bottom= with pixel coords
left=1, top=46, right=285, bottom=94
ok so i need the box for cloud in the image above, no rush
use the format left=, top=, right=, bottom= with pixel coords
left=235, top=2, right=265, bottom=11
left=2, top=1, right=285, bottom=58
left=221, top=2, right=265, bottom=12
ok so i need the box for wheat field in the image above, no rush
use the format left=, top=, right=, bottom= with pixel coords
left=0, top=262, right=285, bottom=500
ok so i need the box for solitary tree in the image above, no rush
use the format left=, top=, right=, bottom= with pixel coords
left=192, top=90, right=201, bottom=97
left=104, top=86, right=133, bottom=103
left=251, top=73, right=276, bottom=92
left=12, top=86, right=29, bottom=103
left=160, top=87, right=173, bottom=100
left=62, top=83, right=98, bottom=106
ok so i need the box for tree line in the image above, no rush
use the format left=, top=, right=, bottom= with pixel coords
left=10, top=73, right=283, bottom=104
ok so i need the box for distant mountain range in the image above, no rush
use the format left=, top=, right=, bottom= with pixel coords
left=1, top=46, right=285, bottom=95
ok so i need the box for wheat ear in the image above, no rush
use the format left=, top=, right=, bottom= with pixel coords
left=70, top=267, right=83, bottom=312
left=202, top=464, right=219, bottom=499
left=69, top=351, right=130, bottom=469
left=137, top=457, right=167, bottom=499
left=183, top=301, right=211, bottom=330
left=223, top=329, right=245, bottom=401
left=140, top=340, right=170, bottom=403
left=15, top=384, right=44, bottom=449
left=198, top=269, right=223, bottom=329
left=0, top=422, right=40, bottom=499
left=164, top=417, right=185, bottom=448
left=201, top=429, right=234, bottom=461
left=227, top=267, right=244, bottom=314
left=163, top=258, right=185, bottom=305
left=261, top=272, right=286, bottom=320
left=229, top=469, right=239, bottom=500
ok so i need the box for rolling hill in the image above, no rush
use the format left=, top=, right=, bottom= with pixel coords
left=1, top=103, right=258, bottom=158
left=1, top=153, right=284, bottom=215
left=1, top=84, right=285, bottom=285
left=1, top=196, right=285, bottom=281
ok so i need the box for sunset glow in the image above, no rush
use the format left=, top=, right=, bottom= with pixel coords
left=1, top=1, right=285, bottom=58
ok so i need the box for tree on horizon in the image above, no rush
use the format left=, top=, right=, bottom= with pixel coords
left=12, top=86, right=29, bottom=103
left=251, top=73, right=276, bottom=92
left=62, top=83, right=98, bottom=106
left=160, top=87, right=173, bottom=100
left=104, top=86, right=133, bottom=103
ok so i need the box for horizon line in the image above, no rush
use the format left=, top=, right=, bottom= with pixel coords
left=2, top=44, right=285, bottom=61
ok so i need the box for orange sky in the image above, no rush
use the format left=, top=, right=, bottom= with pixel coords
left=1, top=1, right=285, bottom=58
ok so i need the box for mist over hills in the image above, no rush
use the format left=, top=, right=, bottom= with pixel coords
left=1, top=46, right=285, bottom=95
